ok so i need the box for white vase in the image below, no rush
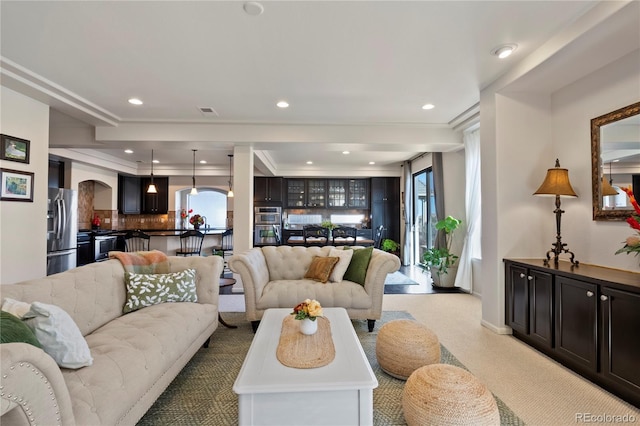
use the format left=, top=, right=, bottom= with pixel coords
left=299, top=318, right=318, bottom=335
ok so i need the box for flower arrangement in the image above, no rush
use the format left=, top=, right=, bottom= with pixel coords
left=291, top=299, right=323, bottom=321
left=180, top=208, right=192, bottom=220
left=615, top=187, right=640, bottom=261
left=189, top=214, right=204, bottom=226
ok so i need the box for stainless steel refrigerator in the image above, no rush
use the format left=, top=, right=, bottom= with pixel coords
left=47, top=188, right=78, bottom=275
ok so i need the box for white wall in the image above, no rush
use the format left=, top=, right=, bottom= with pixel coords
left=0, top=88, right=50, bottom=283
left=480, top=48, right=640, bottom=332
left=70, top=162, right=119, bottom=208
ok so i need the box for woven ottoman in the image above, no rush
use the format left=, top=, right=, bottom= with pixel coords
left=375, top=319, right=441, bottom=380
left=403, top=364, right=500, bottom=426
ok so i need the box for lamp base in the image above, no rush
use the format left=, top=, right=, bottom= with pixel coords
left=543, top=245, right=579, bottom=267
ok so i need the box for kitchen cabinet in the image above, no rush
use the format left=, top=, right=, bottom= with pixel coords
left=76, top=232, right=93, bottom=266
left=141, top=176, right=169, bottom=214
left=327, top=179, right=369, bottom=208
left=48, top=159, right=64, bottom=188
left=504, top=259, right=640, bottom=407
left=254, top=177, right=283, bottom=204
left=371, top=177, right=400, bottom=244
left=118, top=175, right=141, bottom=214
left=285, top=179, right=326, bottom=208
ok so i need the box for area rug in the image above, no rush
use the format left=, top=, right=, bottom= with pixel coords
left=137, top=311, right=524, bottom=425
left=384, top=271, right=419, bottom=286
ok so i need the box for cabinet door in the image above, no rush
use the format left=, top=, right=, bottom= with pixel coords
left=371, top=177, right=400, bottom=243
left=255, top=177, right=283, bottom=203
left=254, top=177, right=269, bottom=202
left=601, top=287, right=640, bottom=395
left=286, top=179, right=306, bottom=207
left=118, top=175, right=141, bottom=214
left=306, top=179, right=326, bottom=207
left=555, top=276, right=598, bottom=372
left=267, top=177, right=283, bottom=203
left=529, top=269, right=554, bottom=348
left=506, top=264, right=529, bottom=334
left=348, top=179, right=369, bottom=208
left=327, top=179, right=347, bottom=208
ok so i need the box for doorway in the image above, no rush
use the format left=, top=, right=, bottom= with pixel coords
left=412, top=167, right=436, bottom=267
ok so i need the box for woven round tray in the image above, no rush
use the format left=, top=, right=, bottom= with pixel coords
left=276, top=315, right=335, bottom=369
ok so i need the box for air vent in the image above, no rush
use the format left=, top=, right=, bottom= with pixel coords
left=198, top=106, right=219, bottom=117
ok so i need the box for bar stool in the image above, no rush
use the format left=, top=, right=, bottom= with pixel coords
left=176, top=230, right=204, bottom=256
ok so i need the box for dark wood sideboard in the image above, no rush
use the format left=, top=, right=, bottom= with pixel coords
left=504, top=258, right=640, bottom=408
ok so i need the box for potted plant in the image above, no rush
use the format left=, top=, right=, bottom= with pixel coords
left=321, top=220, right=336, bottom=239
left=381, top=238, right=400, bottom=257
left=422, top=215, right=462, bottom=287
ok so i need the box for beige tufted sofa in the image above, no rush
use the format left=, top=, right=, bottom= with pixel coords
left=229, top=245, right=400, bottom=332
left=0, top=255, right=222, bottom=426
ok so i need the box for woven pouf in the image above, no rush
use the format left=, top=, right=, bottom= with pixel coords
left=375, top=319, right=441, bottom=380
left=402, top=364, right=500, bottom=426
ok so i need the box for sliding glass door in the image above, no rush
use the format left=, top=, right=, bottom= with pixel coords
left=413, top=168, right=436, bottom=265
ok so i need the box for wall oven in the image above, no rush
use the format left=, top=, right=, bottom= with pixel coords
left=94, top=235, right=117, bottom=262
left=254, top=224, right=280, bottom=246
left=254, top=206, right=282, bottom=225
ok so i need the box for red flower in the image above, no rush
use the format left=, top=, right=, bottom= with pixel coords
left=627, top=216, right=640, bottom=232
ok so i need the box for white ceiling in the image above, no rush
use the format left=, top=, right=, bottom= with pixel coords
left=0, top=0, right=621, bottom=175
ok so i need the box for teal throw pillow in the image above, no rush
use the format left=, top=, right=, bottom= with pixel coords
left=124, top=268, right=198, bottom=313
left=0, top=311, right=42, bottom=348
left=343, top=246, right=373, bottom=286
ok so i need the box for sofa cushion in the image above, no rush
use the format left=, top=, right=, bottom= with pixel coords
left=343, top=246, right=373, bottom=285
left=257, top=279, right=373, bottom=310
left=328, top=247, right=354, bottom=282
left=262, top=246, right=333, bottom=281
left=63, top=301, right=217, bottom=426
left=0, top=311, right=42, bottom=348
left=304, top=256, right=340, bottom=283
left=23, top=302, right=93, bottom=369
left=124, top=269, right=198, bottom=313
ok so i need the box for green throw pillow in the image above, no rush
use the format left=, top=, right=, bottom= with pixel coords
left=0, top=311, right=42, bottom=348
left=124, top=268, right=198, bottom=314
left=343, top=246, right=373, bottom=286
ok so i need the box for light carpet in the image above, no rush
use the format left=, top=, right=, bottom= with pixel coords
left=137, top=311, right=523, bottom=425
left=384, top=271, right=419, bottom=285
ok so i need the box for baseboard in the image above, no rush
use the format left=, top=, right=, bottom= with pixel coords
left=481, top=319, right=512, bottom=335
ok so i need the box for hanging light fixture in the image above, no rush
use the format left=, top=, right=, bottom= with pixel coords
left=227, top=154, right=234, bottom=198
left=147, top=149, right=157, bottom=194
left=190, top=150, right=198, bottom=195
left=602, top=161, right=619, bottom=196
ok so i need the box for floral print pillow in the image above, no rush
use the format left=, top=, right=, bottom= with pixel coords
left=124, top=269, right=198, bottom=313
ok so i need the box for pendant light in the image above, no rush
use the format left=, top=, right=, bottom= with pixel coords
left=190, top=149, right=198, bottom=195
left=227, top=154, right=234, bottom=198
left=147, top=149, right=157, bottom=194
left=602, top=161, right=619, bottom=196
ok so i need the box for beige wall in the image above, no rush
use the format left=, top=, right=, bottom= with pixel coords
left=0, top=87, right=50, bottom=283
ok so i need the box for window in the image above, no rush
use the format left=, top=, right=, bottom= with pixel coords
left=176, top=188, right=228, bottom=228
left=413, top=167, right=435, bottom=265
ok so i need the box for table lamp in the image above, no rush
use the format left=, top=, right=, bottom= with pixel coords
left=533, top=159, right=579, bottom=266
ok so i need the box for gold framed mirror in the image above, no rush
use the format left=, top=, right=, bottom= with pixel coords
left=591, top=101, right=640, bottom=220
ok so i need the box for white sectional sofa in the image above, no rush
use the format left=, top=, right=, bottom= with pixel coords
left=0, top=255, right=222, bottom=426
left=229, top=245, right=400, bottom=332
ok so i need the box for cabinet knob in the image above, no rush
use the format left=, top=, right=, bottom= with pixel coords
left=586, top=291, right=594, bottom=297
left=527, top=276, right=533, bottom=281
left=600, top=295, right=608, bottom=301
left=519, top=273, right=525, bottom=278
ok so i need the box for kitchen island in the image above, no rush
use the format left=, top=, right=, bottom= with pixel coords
left=107, top=228, right=229, bottom=256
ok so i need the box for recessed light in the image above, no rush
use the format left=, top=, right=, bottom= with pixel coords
left=422, top=104, right=435, bottom=110
left=491, top=44, right=517, bottom=59
left=343, top=151, right=350, bottom=155
left=276, top=100, right=289, bottom=108
left=124, top=149, right=133, bottom=154
left=200, top=160, right=207, bottom=164
left=306, top=161, right=313, bottom=165
left=152, top=159, right=159, bottom=164
left=369, top=161, right=375, bottom=165
left=128, top=98, right=143, bottom=105
left=243, top=1, right=264, bottom=16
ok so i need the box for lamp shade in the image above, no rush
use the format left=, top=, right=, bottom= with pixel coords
left=533, top=159, right=577, bottom=197
left=601, top=176, right=619, bottom=196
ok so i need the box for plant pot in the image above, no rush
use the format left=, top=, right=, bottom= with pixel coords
left=299, top=318, right=318, bottom=335
left=431, top=265, right=458, bottom=288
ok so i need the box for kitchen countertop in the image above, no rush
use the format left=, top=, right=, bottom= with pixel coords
left=80, top=228, right=229, bottom=236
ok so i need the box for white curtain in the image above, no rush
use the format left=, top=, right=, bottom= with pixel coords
left=454, top=129, right=481, bottom=292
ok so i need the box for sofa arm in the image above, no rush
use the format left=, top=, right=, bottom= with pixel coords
left=0, top=343, right=76, bottom=426
left=228, top=248, right=269, bottom=321
left=363, top=249, right=401, bottom=317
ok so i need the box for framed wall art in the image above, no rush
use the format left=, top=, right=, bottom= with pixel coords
left=1, top=168, right=34, bottom=202
left=0, top=134, right=30, bottom=164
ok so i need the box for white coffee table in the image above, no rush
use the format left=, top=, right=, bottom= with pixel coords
left=233, top=307, right=378, bottom=426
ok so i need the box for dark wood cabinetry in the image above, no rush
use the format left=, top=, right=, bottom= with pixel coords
left=118, top=175, right=141, bottom=214
left=505, top=259, right=640, bottom=407
left=371, top=177, right=400, bottom=244
left=254, top=177, right=283, bottom=204
left=286, top=179, right=327, bottom=208
left=141, top=177, right=169, bottom=214
left=48, top=159, right=64, bottom=188
left=326, top=179, right=369, bottom=208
